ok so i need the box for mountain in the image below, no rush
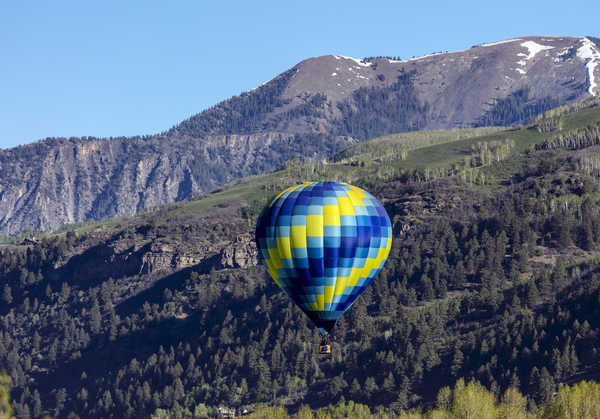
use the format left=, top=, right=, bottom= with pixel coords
left=1, top=97, right=600, bottom=417
left=1, top=36, right=599, bottom=236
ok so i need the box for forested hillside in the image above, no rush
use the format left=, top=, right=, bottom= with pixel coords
left=2, top=98, right=600, bottom=418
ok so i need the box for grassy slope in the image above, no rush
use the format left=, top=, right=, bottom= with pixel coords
left=386, top=106, right=600, bottom=169
left=332, top=127, right=503, bottom=161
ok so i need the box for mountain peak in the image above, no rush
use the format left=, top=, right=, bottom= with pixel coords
left=288, top=36, right=599, bottom=98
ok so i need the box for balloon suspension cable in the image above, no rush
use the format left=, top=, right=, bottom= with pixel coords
left=319, top=332, right=332, bottom=355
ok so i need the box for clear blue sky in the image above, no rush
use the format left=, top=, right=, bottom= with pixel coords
left=1, top=1, right=599, bottom=149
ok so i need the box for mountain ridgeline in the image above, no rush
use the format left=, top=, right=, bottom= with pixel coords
left=0, top=36, right=599, bottom=236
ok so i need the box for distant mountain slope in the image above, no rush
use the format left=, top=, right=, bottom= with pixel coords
left=0, top=36, right=599, bottom=235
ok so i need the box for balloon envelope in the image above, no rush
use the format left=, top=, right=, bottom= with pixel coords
left=255, top=181, right=392, bottom=333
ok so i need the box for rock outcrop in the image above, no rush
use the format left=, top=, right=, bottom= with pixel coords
left=218, top=234, right=258, bottom=269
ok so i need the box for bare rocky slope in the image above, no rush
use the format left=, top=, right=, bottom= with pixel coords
left=1, top=35, right=599, bottom=235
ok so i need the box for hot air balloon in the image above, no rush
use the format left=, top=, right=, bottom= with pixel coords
left=255, top=181, right=392, bottom=353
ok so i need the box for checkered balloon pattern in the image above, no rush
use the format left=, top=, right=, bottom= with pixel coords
left=255, top=181, right=392, bottom=333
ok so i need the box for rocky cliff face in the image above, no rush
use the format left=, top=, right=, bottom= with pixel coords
left=34, top=217, right=257, bottom=287
left=0, top=132, right=354, bottom=235
left=49, top=236, right=215, bottom=285
left=1, top=36, right=598, bottom=236
left=218, top=234, right=258, bottom=269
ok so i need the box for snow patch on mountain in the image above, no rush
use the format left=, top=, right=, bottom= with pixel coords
left=334, top=55, right=372, bottom=67
left=520, top=41, right=554, bottom=62
left=514, top=40, right=554, bottom=74
left=480, top=38, right=522, bottom=47
left=577, top=37, right=600, bottom=96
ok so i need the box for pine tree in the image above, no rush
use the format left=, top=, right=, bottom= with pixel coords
left=557, top=214, right=572, bottom=249
left=569, top=345, right=580, bottom=375
left=407, top=288, right=418, bottom=307
left=59, top=282, right=70, bottom=303
left=396, top=376, right=411, bottom=409
left=55, top=388, right=67, bottom=415
left=328, top=376, right=348, bottom=399
left=90, top=297, right=102, bottom=334
left=32, top=389, right=42, bottom=417
left=349, top=378, right=361, bottom=400
left=102, top=390, right=113, bottom=412
left=538, top=367, right=555, bottom=405
left=382, top=372, right=396, bottom=392
left=2, top=284, right=12, bottom=305
left=582, top=220, right=595, bottom=250
left=364, top=377, right=378, bottom=395
left=526, top=280, right=540, bottom=307
left=49, top=339, right=58, bottom=364
left=451, top=347, right=464, bottom=378
left=33, top=330, right=41, bottom=352
left=528, top=367, right=540, bottom=397
left=551, top=257, right=567, bottom=289
left=452, top=261, right=466, bottom=289
left=420, top=274, right=434, bottom=300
